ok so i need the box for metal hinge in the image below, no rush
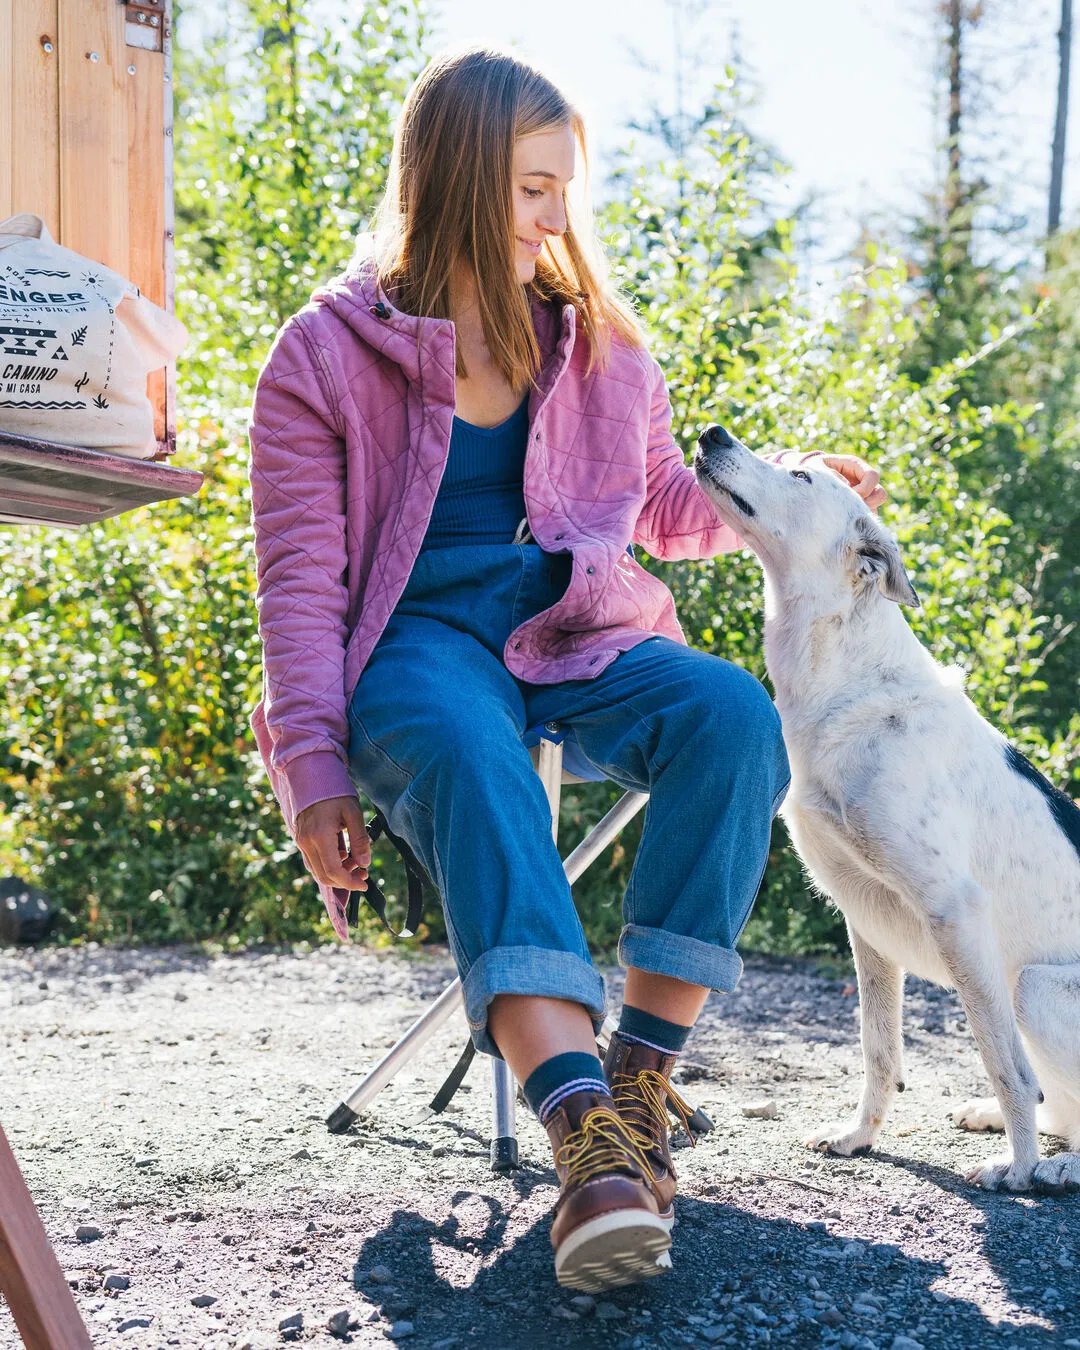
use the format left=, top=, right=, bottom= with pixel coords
left=121, top=0, right=166, bottom=52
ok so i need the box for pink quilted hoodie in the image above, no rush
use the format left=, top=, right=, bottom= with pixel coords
left=247, top=254, right=745, bottom=936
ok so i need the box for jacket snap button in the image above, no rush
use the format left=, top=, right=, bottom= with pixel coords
left=588, top=656, right=598, bottom=665
left=534, top=432, right=541, bottom=441
left=586, top=565, right=595, bottom=574
left=370, top=302, right=391, bottom=319
left=514, top=641, right=522, bottom=650
left=554, top=533, right=564, bottom=540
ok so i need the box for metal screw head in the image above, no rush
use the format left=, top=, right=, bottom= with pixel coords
left=40, top=36, right=54, bottom=53
left=127, top=64, right=137, bottom=75
left=87, top=51, right=99, bottom=62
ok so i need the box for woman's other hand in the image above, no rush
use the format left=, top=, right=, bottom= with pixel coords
left=817, top=453, right=888, bottom=511
left=294, top=795, right=371, bottom=891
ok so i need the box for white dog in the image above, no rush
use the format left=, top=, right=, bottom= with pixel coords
left=693, top=425, right=1080, bottom=1192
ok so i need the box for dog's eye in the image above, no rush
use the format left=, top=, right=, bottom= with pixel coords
left=790, top=469, right=813, bottom=484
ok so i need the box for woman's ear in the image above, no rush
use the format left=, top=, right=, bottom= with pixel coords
left=851, top=515, right=920, bottom=607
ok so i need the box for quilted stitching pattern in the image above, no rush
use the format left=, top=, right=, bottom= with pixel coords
left=247, top=257, right=742, bottom=935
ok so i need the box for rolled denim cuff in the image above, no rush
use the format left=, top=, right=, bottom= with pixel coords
left=461, top=946, right=607, bottom=1059
left=618, top=924, right=744, bottom=993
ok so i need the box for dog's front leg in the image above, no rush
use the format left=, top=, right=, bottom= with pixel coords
left=923, top=879, right=1041, bottom=1191
left=806, top=925, right=904, bottom=1156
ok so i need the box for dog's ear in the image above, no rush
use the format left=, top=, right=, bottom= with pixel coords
left=851, top=516, right=920, bottom=607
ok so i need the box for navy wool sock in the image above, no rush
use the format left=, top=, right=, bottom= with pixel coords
left=617, top=1005, right=692, bottom=1055
left=522, top=1051, right=610, bottom=1125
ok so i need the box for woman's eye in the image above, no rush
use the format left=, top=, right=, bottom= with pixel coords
left=523, top=187, right=544, bottom=199
left=790, top=470, right=812, bottom=484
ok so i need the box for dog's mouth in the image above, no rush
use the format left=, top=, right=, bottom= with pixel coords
left=700, top=470, right=756, bottom=519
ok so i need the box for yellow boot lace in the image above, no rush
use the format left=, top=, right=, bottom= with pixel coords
left=553, top=1105, right=656, bottom=1187
left=610, top=1068, right=697, bottom=1163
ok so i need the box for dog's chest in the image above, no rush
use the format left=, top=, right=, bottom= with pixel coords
left=782, top=781, right=952, bottom=986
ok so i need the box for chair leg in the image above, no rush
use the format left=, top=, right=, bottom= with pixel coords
left=489, top=1057, right=519, bottom=1174
left=326, top=977, right=464, bottom=1132
left=0, top=1123, right=93, bottom=1350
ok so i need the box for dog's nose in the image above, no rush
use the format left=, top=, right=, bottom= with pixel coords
left=699, top=424, right=735, bottom=451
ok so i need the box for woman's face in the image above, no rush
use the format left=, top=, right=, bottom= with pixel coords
left=511, top=124, right=575, bottom=283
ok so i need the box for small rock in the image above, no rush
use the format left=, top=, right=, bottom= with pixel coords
left=290, top=1148, right=312, bottom=1161
left=843, top=1241, right=867, bottom=1260
left=431, top=1340, right=459, bottom=1350
left=236, top=1336, right=273, bottom=1350
left=328, top=1309, right=351, bottom=1338
left=700, top=1329, right=726, bottom=1344
left=569, top=1295, right=595, bottom=1314
left=133, top=1157, right=155, bottom=1169
left=367, top=1265, right=393, bottom=1284
left=552, top=1307, right=580, bottom=1321
left=891, top=1338, right=924, bottom=1350
left=75, top=1224, right=102, bottom=1242
left=431, top=1146, right=447, bottom=1158
left=596, top=1302, right=625, bottom=1321
left=740, top=1099, right=778, bottom=1119
left=278, top=1309, right=304, bottom=1333
left=191, top=1294, right=217, bottom=1308
left=816, top=1309, right=844, bottom=1327
left=173, top=990, right=188, bottom=1002
left=389, top=1322, right=415, bottom=1340
left=118, top=1317, right=154, bottom=1332
left=103, top=1273, right=130, bottom=1291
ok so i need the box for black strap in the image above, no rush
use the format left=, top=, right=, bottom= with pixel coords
left=346, top=808, right=430, bottom=939
left=427, top=1039, right=477, bottom=1115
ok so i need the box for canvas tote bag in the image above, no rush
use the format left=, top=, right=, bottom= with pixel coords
left=0, top=212, right=188, bottom=459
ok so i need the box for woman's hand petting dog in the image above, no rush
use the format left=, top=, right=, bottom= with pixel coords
left=294, top=795, right=371, bottom=891
left=810, top=453, right=888, bottom=511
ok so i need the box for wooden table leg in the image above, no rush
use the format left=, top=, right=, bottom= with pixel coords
left=0, top=1121, right=93, bottom=1349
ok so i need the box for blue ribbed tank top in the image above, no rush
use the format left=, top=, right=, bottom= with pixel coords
left=421, top=396, right=530, bottom=550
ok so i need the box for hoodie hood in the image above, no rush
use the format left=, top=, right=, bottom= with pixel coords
left=309, top=234, right=573, bottom=391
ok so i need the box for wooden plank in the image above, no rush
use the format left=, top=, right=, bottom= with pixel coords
left=0, top=428, right=203, bottom=527
left=0, top=1122, right=93, bottom=1350
left=127, top=39, right=167, bottom=441
left=58, top=0, right=129, bottom=276
left=11, top=0, right=61, bottom=235
left=0, top=0, right=12, bottom=222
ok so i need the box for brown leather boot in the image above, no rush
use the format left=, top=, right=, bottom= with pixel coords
left=602, top=1033, right=696, bottom=1226
left=544, top=1090, right=672, bottom=1292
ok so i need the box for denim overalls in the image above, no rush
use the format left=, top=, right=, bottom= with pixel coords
left=346, top=537, right=790, bottom=1058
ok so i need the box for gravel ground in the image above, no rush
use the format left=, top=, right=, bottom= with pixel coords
left=1, top=942, right=1078, bottom=1350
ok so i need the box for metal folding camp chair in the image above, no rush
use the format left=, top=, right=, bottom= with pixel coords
left=325, top=726, right=714, bottom=1172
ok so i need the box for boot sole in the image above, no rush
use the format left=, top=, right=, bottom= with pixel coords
left=554, top=1209, right=672, bottom=1292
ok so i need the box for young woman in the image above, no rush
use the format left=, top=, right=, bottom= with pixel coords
left=248, top=47, right=885, bottom=1292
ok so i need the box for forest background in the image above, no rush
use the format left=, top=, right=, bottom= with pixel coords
left=2, top=0, right=1078, bottom=958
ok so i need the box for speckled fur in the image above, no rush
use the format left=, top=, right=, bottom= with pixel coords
left=694, top=430, right=1080, bottom=1193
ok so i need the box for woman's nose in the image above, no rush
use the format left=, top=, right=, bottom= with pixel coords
left=539, top=199, right=567, bottom=238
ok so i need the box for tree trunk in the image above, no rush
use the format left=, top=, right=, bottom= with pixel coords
left=1049, top=0, right=1073, bottom=237
left=944, top=0, right=964, bottom=225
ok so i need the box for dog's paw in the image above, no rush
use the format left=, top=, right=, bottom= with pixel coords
left=805, top=1119, right=877, bottom=1157
left=951, top=1097, right=1005, bottom=1133
left=1031, top=1153, right=1080, bottom=1195
left=965, top=1154, right=1035, bottom=1192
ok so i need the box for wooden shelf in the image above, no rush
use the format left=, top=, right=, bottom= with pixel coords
left=0, top=428, right=203, bottom=527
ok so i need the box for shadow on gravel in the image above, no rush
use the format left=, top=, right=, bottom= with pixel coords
left=869, top=1148, right=1080, bottom=1341
left=348, top=1190, right=1077, bottom=1348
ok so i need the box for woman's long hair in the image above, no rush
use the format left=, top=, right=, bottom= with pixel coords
left=370, top=46, right=643, bottom=386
